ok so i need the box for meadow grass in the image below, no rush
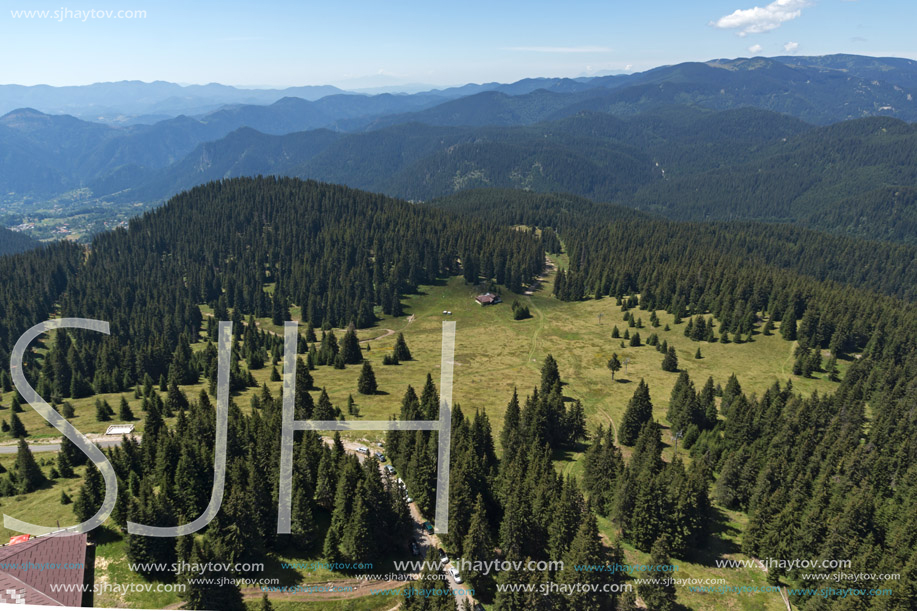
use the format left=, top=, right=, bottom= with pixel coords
left=0, top=269, right=846, bottom=609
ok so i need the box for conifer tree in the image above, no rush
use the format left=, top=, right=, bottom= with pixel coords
left=461, top=494, right=494, bottom=590
left=661, top=346, right=679, bottom=372
left=9, top=412, right=27, bottom=438
left=13, top=438, right=45, bottom=493
left=558, top=511, right=614, bottom=611
left=638, top=535, right=677, bottom=611
left=618, top=379, right=653, bottom=446
left=340, top=324, right=364, bottom=364
left=73, top=462, right=104, bottom=524
left=358, top=361, right=378, bottom=395
left=118, top=396, right=134, bottom=421
left=393, top=332, right=412, bottom=361
left=607, top=353, right=622, bottom=380
left=780, top=305, right=797, bottom=341
left=540, top=354, right=560, bottom=394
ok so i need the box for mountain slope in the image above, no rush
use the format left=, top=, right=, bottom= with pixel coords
left=0, top=227, right=40, bottom=256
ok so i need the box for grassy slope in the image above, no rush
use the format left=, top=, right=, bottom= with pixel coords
left=0, top=268, right=846, bottom=609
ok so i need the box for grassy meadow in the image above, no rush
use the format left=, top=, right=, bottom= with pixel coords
left=0, top=262, right=849, bottom=610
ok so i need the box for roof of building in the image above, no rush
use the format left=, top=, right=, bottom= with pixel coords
left=475, top=293, right=498, bottom=304
left=105, top=424, right=135, bottom=435
left=0, top=532, right=88, bottom=607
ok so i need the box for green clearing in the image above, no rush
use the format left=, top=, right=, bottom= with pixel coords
left=0, top=265, right=848, bottom=609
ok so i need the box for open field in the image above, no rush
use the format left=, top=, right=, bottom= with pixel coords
left=0, top=264, right=848, bottom=610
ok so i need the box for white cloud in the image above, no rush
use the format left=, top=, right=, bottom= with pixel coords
left=506, top=46, right=613, bottom=54
left=711, top=0, right=811, bottom=37
left=748, top=44, right=764, bottom=54
left=784, top=41, right=800, bottom=52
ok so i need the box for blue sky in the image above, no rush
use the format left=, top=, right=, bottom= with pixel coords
left=2, top=0, right=915, bottom=88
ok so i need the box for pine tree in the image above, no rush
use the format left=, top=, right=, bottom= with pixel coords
left=60, top=490, right=72, bottom=504
left=607, top=353, right=622, bottom=380
left=393, top=333, right=412, bottom=361
left=13, top=439, right=46, bottom=493
left=340, top=324, right=364, bottom=364
left=358, top=361, right=378, bottom=395
left=557, top=511, right=613, bottom=611
left=95, top=398, right=111, bottom=422
left=118, top=396, right=134, bottom=421
left=540, top=354, right=560, bottom=394
left=461, top=494, right=494, bottom=590
left=661, top=346, right=679, bottom=372
left=618, top=380, right=653, bottom=446
left=638, top=535, right=677, bottom=611
left=825, top=355, right=839, bottom=381
left=73, top=462, right=104, bottom=524
left=780, top=305, right=797, bottom=341
left=57, top=449, right=74, bottom=478
left=9, top=412, right=27, bottom=438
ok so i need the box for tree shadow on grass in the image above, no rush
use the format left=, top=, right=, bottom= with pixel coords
left=684, top=505, right=742, bottom=568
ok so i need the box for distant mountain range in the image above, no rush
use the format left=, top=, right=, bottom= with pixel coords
left=2, top=54, right=917, bottom=244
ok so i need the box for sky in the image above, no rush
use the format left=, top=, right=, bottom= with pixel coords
left=1, top=0, right=915, bottom=88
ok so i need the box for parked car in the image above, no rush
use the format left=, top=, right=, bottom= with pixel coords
left=356, top=446, right=369, bottom=454
left=450, top=567, right=463, bottom=583
left=438, top=547, right=449, bottom=563
left=375, top=452, right=386, bottom=461
left=385, top=465, right=395, bottom=474
left=423, top=521, right=434, bottom=533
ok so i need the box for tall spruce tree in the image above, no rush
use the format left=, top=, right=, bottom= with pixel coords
left=618, top=379, right=653, bottom=446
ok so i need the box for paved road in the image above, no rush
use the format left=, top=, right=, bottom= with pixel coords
left=0, top=437, right=127, bottom=454
left=324, top=436, right=474, bottom=610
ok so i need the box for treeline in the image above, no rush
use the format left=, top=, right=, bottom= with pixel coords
left=555, top=217, right=917, bottom=357
left=13, top=177, right=544, bottom=403
left=436, top=188, right=917, bottom=302
left=0, top=241, right=83, bottom=381
left=0, top=226, right=39, bottom=257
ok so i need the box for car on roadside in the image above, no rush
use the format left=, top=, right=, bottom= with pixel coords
left=357, top=446, right=369, bottom=454
left=449, top=567, right=463, bottom=583
left=423, top=521, right=434, bottom=534
left=438, top=547, right=449, bottom=563
left=375, top=451, right=386, bottom=461
left=385, top=465, right=395, bottom=474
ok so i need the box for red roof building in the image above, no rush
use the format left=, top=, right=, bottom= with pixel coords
left=0, top=532, right=88, bottom=607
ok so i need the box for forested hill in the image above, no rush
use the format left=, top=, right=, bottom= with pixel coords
left=434, top=189, right=917, bottom=303
left=438, top=187, right=917, bottom=606
left=0, top=226, right=40, bottom=256
left=44, top=177, right=543, bottom=384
